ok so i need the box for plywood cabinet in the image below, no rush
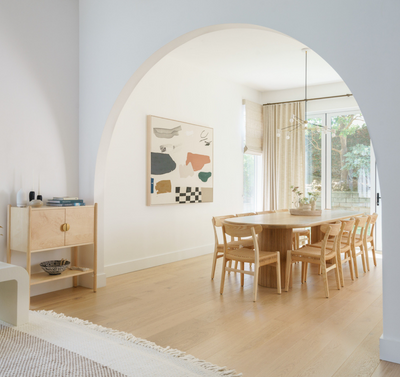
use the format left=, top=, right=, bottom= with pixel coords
left=7, top=204, right=97, bottom=300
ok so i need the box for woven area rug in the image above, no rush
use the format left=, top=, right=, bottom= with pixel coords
left=0, top=311, right=241, bottom=377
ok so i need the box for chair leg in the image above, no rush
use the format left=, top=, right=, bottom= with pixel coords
left=211, top=246, right=219, bottom=280
left=318, top=265, right=322, bottom=275
left=276, top=252, right=281, bottom=294
left=253, top=267, right=259, bottom=302
left=228, top=260, right=232, bottom=274
left=334, top=256, right=341, bottom=290
left=235, top=260, right=239, bottom=273
left=371, top=240, right=377, bottom=266
left=285, top=250, right=292, bottom=292
left=301, top=262, right=305, bottom=284
left=220, top=258, right=227, bottom=295
left=240, top=261, right=244, bottom=287
left=304, top=263, right=308, bottom=282
left=321, top=261, right=330, bottom=298
left=364, top=239, right=370, bottom=272
left=338, top=253, right=345, bottom=287
left=348, top=250, right=354, bottom=281
left=352, top=245, right=359, bottom=278
left=360, top=245, right=367, bottom=273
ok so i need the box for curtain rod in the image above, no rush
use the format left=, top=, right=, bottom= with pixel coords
left=263, top=93, right=353, bottom=106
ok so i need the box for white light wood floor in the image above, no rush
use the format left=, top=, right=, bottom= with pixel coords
left=31, top=254, right=400, bottom=376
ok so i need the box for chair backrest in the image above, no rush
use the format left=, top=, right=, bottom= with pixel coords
left=351, top=215, right=369, bottom=245
left=222, top=223, right=262, bottom=262
left=236, top=212, right=257, bottom=217
left=223, top=223, right=263, bottom=239
left=212, top=215, right=236, bottom=246
left=320, top=222, right=341, bottom=256
left=366, top=213, right=378, bottom=238
left=339, top=217, right=356, bottom=246
left=256, top=210, right=276, bottom=214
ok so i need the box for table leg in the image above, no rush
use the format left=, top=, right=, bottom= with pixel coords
left=258, top=228, right=293, bottom=288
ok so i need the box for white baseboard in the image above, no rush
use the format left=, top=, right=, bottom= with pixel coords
left=105, top=244, right=213, bottom=277
left=380, top=336, right=400, bottom=364
left=79, top=272, right=106, bottom=289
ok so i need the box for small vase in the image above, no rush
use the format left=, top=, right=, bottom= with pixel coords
left=17, top=189, right=27, bottom=207
left=310, top=201, right=316, bottom=211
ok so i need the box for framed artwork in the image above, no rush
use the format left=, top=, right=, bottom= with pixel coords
left=147, top=115, right=213, bottom=205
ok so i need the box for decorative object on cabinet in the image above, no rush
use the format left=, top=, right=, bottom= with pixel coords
left=47, top=197, right=85, bottom=207
left=40, top=259, right=70, bottom=275
left=28, top=199, right=44, bottom=208
left=147, top=115, right=213, bottom=206
left=16, top=189, right=27, bottom=207
left=7, top=203, right=97, bottom=302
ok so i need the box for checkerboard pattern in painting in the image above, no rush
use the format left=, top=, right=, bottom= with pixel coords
left=175, top=187, right=202, bottom=204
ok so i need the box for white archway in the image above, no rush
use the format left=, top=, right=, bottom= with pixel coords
left=90, top=18, right=395, bottom=363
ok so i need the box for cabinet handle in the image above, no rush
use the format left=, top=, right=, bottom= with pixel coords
left=61, top=223, right=70, bottom=232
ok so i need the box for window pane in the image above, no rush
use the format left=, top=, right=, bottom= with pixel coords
left=330, top=113, right=371, bottom=213
left=243, top=154, right=262, bottom=212
left=243, top=154, right=256, bottom=212
left=305, top=117, right=322, bottom=209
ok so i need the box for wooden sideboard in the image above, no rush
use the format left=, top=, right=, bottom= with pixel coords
left=7, top=204, right=97, bottom=297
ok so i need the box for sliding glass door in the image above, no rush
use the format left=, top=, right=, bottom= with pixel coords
left=306, top=110, right=375, bottom=214
left=329, top=112, right=371, bottom=212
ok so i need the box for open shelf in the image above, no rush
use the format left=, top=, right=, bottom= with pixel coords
left=30, top=268, right=93, bottom=286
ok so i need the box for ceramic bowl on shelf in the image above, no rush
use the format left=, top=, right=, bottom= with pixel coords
left=40, top=260, right=70, bottom=275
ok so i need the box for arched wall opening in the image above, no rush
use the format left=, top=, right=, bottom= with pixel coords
left=92, top=23, right=390, bottom=361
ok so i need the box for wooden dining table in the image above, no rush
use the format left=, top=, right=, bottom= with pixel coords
left=225, top=210, right=364, bottom=288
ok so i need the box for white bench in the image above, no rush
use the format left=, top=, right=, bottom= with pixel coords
left=0, top=262, right=29, bottom=326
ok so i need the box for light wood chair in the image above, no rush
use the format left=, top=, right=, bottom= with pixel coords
left=351, top=215, right=369, bottom=278
left=292, top=228, right=311, bottom=249
left=233, top=212, right=257, bottom=261
left=364, top=213, right=378, bottom=269
left=285, top=222, right=342, bottom=298
left=211, top=215, right=241, bottom=280
left=220, top=223, right=281, bottom=301
left=309, top=218, right=356, bottom=286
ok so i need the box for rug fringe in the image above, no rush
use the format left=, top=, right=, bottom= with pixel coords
left=35, top=310, right=242, bottom=377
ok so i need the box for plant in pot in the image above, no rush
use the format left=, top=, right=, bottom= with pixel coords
left=307, top=191, right=320, bottom=211
left=291, top=186, right=310, bottom=209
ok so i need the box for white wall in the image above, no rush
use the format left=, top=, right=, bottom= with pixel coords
left=262, top=82, right=359, bottom=113
left=104, top=55, right=260, bottom=276
left=80, top=0, right=400, bottom=363
left=0, top=1, right=79, bottom=296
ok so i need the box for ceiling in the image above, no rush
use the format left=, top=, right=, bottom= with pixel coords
left=168, top=28, right=343, bottom=92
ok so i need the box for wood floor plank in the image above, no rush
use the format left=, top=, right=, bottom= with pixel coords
left=30, top=254, right=397, bottom=376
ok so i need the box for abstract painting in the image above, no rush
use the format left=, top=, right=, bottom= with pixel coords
left=147, top=116, right=213, bottom=205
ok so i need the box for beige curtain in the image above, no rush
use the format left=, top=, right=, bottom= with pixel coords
left=263, top=102, right=305, bottom=210
left=243, top=99, right=263, bottom=153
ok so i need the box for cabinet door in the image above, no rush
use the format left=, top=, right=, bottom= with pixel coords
left=30, top=209, right=66, bottom=251
left=65, top=207, right=94, bottom=246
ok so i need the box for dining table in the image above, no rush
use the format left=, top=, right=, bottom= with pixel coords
left=225, top=209, right=364, bottom=288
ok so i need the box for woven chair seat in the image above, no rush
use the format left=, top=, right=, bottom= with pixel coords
left=292, top=246, right=336, bottom=260
left=309, top=240, right=350, bottom=252
left=226, top=248, right=278, bottom=263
